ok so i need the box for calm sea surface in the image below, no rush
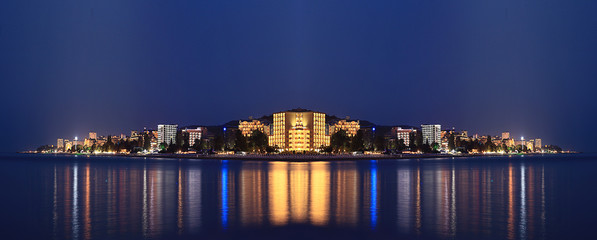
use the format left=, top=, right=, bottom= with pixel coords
left=0, top=153, right=595, bottom=240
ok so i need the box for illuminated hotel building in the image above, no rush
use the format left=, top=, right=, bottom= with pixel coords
left=288, top=114, right=311, bottom=151
left=157, top=124, right=178, bottom=145
left=83, top=138, right=94, bottom=147
left=505, top=138, right=515, bottom=147
left=182, top=127, right=204, bottom=146
left=393, top=127, right=415, bottom=146
left=88, top=132, right=97, bottom=140
left=238, top=119, right=271, bottom=136
left=330, top=119, right=360, bottom=137
left=57, top=138, right=64, bottom=150
left=534, top=139, right=542, bottom=150
left=64, top=140, right=72, bottom=151
left=526, top=139, right=535, bottom=151
left=421, top=124, right=441, bottom=145
left=502, top=132, right=510, bottom=140
left=271, top=109, right=329, bottom=151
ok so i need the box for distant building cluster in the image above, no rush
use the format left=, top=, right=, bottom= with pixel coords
left=48, top=108, right=554, bottom=154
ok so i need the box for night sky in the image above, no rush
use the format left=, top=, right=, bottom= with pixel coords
left=1, top=0, right=596, bottom=152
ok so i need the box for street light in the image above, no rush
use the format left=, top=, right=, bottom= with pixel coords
left=223, top=127, right=227, bottom=150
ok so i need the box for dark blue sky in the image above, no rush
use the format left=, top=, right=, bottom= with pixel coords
left=1, top=0, right=596, bottom=152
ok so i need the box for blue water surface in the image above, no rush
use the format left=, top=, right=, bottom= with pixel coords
left=0, top=153, right=594, bottom=240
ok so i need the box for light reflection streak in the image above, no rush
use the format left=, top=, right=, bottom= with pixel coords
left=221, top=160, right=229, bottom=229
left=370, top=161, right=377, bottom=229
left=508, top=163, right=515, bottom=240
left=397, top=167, right=411, bottom=232
left=415, top=165, right=422, bottom=235
left=64, top=166, right=71, bottom=238
left=541, top=165, right=546, bottom=239
left=177, top=166, right=183, bottom=234
left=53, top=165, right=57, bottom=238
left=72, top=163, right=79, bottom=240
left=240, top=162, right=264, bottom=226
left=269, top=162, right=289, bottom=226
left=309, top=162, right=329, bottom=226
left=142, top=166, right=148, bottom=238
left=449, top=165, right=456, bottom=237
left=289, top=163, right=308, bottom=223
left=334, top=162, right=358, bottom=226
left=186, top=167, right=202, bottom=233
left=84, top=164, right=90, bottom=240
left=43, top=159, right=553, bottom=239
left=520, top=163, right=527, bottom=240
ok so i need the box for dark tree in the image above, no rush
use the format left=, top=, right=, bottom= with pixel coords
left=159, top=142, right=168, bottom=151
left=397, top=139, right=407, bottom=151
left=471, top=139, right=481, bottom=152
left=409, top=132, right=417, bottom=151
left=103, top=136, right=115, bottom=152
left=502, top=143, right=509, bottom=153
left=249, top=130, right=268, bottom=152
left=350, top=130, right=365, bottom=151
left=415, top=130, right=423, bottom=150
left=448, top=133, right=455, bottom=151
left=214, top=134, right=225, bottom=152
left=192, top=138, right=202, bottom=151
left=330, top=130, right=350, bottom=152
left=431, top=142, right=440, bottom=152
left=166, top=143, right=178, bottom=153
left=176, top=131, right=186, bottom=147
left=374, top=135, right=385, bottom=151
left=484, top=135, right=495, bottom=152
left=233, top=131, right=248, bottom=151
left=265, top=146, right=276, bottom=153
left=200, top=139, right=211, bottom=151
left=421, top=143, right=432, bottom=153
left=143, top=134, right=151, bottom=150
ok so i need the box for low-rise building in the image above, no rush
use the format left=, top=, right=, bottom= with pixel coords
left=182, top=127, right=204, bottom=146
left=330, top=118, right=360, bottom=137
left=526, top=139, right=535, bottom=152
left=502, top=132, right=510, bottom=140
left=64, top=140, right=72, bottom=151
left=392, top=127, right=415, bottom=146
left=84, top=138, right=95, bottom=147
left=534, top=139, right=542, bottom=151
left=238, top=119, right=270, bottom=136
left=57, top=139, right=64, bottom=150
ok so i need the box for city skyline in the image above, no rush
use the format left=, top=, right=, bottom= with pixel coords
left=1, top=1, right=596, bottom=152
left=45, top=108, right=556, bottom=151
left=53, top=111, right=542, bottom=147
left=47, top=107, right=552, bottom=154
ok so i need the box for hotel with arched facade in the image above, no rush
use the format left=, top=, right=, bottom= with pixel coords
left=237, top=108, right=361, bottom=152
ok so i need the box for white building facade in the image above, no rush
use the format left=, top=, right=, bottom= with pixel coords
left=158, top=124, right=178, bottom=145
left=421, top=124, right=441, bottom=145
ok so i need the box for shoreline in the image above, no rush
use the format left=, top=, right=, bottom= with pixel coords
left=20, top=152, right=572, bottom=161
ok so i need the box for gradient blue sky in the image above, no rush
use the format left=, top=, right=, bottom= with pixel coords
left=1, top=0, right=596, bottom=152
